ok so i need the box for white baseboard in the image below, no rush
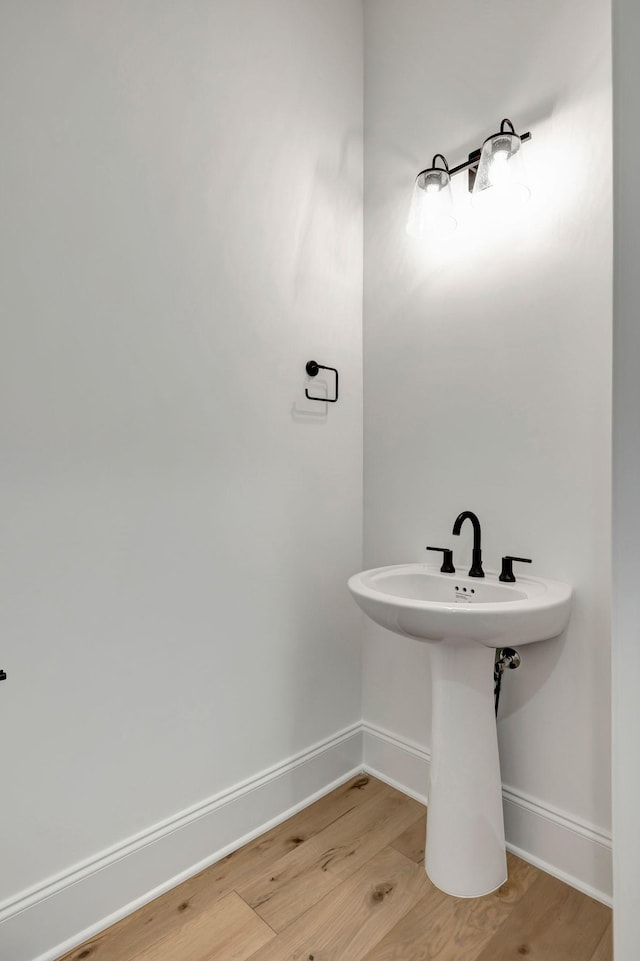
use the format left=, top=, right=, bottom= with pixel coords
left=502, top=786, right=613, bottom=905
left=362, top=721, right=612, bottom=906
left=0, top=724, right=363, bottom=961
left=361, top=721, right=430, bottom=803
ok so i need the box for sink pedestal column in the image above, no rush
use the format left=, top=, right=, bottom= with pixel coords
left=425, top=638, right=507, bottom=898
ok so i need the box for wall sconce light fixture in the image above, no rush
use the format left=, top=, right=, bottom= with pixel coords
left=407, top=119, right=531, bottom=239
left=407, top=154, right=457, bottom=238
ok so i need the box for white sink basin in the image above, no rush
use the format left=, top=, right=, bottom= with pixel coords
left=348, top=564, right=572, bottom=647
left=348, top=562, right=572, bottom=899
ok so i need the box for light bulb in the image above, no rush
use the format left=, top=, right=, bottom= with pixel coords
left=407, top=162, right=457, bottom=239
left=488, top=150, right=510, bottom=188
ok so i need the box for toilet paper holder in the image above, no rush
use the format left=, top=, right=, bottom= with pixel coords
left=305, top=360, right=339, bottom=404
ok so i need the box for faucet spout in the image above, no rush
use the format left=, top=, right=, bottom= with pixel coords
left=452, top=511, right=484, bottom=578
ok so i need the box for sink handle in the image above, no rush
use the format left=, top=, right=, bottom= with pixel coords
left=499, top=556, right=532, bottom=583
left=426, top=546, right=455, bottom=574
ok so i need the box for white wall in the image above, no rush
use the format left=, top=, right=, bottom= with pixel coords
left=0, top=0, right=363, bottom=952
left=612, top=0, right=640, bottom=955
left=363, top=0, right=612, bottom=885
left=0, top=0, right=619, bottom=953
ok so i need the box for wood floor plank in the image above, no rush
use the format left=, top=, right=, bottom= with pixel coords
left=56, top=774, right=386, bottom=961
left=131, top=892, right=273, bottom=961
left=245, top=846, right=430, bottom=961
left=389, top=814, right=426, bottom=864
left=236, top=843, right=342, bottom=934
left=494, top=853, right=541, bottom=905
left=590, top=919, right=613, bottom=961
left=360, top=853, right=539, bottom=961
left=473, top=873, right=612, bottom=961
left=317, top=790, right=425, bottom=882
left=237, top=788, right=424, bottom=931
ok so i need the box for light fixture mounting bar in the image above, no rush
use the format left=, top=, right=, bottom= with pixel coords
left=448, top=131, right=531, bottom=179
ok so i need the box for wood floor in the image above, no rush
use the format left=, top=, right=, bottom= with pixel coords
left=58, top=775, right=613, bottom=961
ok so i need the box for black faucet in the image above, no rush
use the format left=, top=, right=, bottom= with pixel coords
left=452, top=511, right=484, bottom=578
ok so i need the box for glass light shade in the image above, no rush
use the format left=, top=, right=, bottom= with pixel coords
left=406, top=166, right=457, bottom=238
left=472, top=128, right=531, bottom=210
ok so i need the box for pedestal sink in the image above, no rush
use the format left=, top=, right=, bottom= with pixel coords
left=348, top=563, right=572, bottom=898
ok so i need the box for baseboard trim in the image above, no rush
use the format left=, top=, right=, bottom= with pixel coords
left=502, top=785, right=612, bottom=906
left=0, top=724, right=363, bottom=961
left=362, top=720, right=612, bottom=906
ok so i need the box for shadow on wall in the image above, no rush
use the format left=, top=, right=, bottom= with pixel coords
left=291, top=401, right=329, bottom=423
left=292, top=129, right=362, bottom=304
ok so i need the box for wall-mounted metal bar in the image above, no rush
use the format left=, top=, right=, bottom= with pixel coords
left=417, top=130, right=531, bottom=185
